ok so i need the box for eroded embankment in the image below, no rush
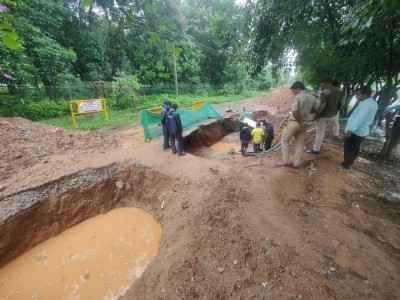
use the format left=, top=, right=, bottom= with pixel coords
left=0, top=161, right=172, bottom=268
left=184, top=118, right=234, bottom=153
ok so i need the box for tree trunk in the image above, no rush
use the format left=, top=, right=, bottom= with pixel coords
left=6, top=84, right=17, bottom=95
left=380, top=112, right=393, bottom=157
left=41, top=78, right=58, bottom=100
left=342, top=82, right=351, bottom=117
left=374, top=80, right=394, bottom=124
left=385, top=116, right=400, bottom=160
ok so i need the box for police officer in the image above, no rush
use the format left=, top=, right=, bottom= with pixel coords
left=167, top=104, right=185, bottom=156
left=307, top=78, right=342, bottom=154
left=160, top=100, right=171, bottom=150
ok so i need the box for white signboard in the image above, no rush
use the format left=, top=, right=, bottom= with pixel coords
left=79, top=100, right=102, bottom=113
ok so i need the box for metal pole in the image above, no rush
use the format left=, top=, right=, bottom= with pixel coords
left=173, top=45, right=178, bottom=97
left=65, top=81, right=72, bottom=101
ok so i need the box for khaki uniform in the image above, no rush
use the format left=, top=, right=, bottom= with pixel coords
left=281, top=91, right=317, bottom=166
left=313, top=86, right=343, bottom=150
left=333, top=87, right=345, bottom=136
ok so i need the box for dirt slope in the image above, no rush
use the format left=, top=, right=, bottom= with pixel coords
left=0, top=87, right=399, bottom=299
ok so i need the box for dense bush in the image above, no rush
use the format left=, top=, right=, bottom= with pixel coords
left=0, top=97, right=25, bottom=117
left=108, top=72, right=141, bottom=110
left=24, top=99, right=69, bottom=120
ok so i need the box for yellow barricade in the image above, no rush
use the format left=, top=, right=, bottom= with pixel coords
left=192, top=100, right=206, bottom=110
left=69, top=98, right=109, bottom=127
left=147, top=107, right=162, bottom=114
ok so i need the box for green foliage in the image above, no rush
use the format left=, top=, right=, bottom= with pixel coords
left=0, top=2, right=21, bottom=50
left=1, top=0, right=257, bottom=105
left=1, top=0, right=78, bottom=99
left=24, top=99, right=69, bottom=120
left=68, top=27, right=112, bottom=81
left=58, top=74, right=93, bottom=100
left=32, top=37, right=77, bottom=85
left=181, top=0, right=247, bottom=85
left=194, top=89, right=209, bottom=97
left=221, top=61, right=251, bottom=93
left=108, top=72, right=141, bottom=110
left=0, top=94, right=23, bottom=117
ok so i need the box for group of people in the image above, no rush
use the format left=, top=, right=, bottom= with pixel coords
left=159, top=79, right=378, bottom=171
left=239, top=120, right=275, bottom=155
left=276, top=79, right=378, bottom=171
left=160, top=100, right=185, bottom=156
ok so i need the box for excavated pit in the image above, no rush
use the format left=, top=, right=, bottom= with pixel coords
left=184, top=111, right=273, bottom=156
left=0, top=111, right=273, bottom=268
left=0, top=161, right=172, bottom=269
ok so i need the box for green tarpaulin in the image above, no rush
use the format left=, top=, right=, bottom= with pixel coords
left=140, top=102, right=253, bottom=140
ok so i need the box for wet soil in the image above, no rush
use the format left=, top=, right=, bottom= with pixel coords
left=0, top=87, right=399, bottom=299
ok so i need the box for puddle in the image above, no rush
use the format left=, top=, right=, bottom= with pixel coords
left=209, top=141, right=240, bottom=153
left=209, top=132, right=240, bottom=153
left=0, top=207, right=161, bottom=299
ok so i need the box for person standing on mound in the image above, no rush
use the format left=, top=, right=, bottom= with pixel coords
left=239, top=123, right=252, bottom=155
left=277, top=81, right=317, bottom=169
left=167, top=104, right=185, bottom=156
left=263, top=120, right=274, bottom=150
left=340, top=86, right=377, bottom=171
left=306, top=77, right=342, bottom=154
left=251, top=121, right=264, bottom=153
left=160, top=100, right=172, bottom=150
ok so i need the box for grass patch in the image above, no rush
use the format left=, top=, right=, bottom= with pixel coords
left=136, top=90, right=264, bottom=109
left=42, top=109, right=139, bottom=130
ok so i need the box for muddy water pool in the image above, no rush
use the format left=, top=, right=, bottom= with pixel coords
left=0, top=207, right=161, bottom=299
left=209, top=132, right=241, bottom=153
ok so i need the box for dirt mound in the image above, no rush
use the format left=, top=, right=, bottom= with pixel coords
left=0, top=118, right=119, bottom=181
left=1, top=88, right=399, bottom=299
left=255, top=87, right=293, bottom=115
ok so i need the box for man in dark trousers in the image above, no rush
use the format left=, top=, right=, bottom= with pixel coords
left=263, top=120, right=274, bottom=150
left=160, top=100, right=171, bottom=150
left=239, top=123, right=252, bottom=155
left=167, top=103, right=185, bottom=156
left=340, top=86, right=377, bottom=171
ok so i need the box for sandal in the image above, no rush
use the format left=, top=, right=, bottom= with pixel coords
left=306, top=149, right=320, bottom=154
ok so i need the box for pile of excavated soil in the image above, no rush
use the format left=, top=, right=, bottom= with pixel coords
left=0, top=118, right=119, bottom=181
left=1, top=87, right=399, bottom=299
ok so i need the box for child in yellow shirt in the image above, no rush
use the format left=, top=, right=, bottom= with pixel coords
left=251, top=121, right=264, bottom=153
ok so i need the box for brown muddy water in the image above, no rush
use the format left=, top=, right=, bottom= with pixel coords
left=0, top=207, right=161, bottom=299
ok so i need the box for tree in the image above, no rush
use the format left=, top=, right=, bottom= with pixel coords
left=62, top=14, right=112, bottom=81
left=341, top=0, right=400, bottom=158
left=181, top=0, right=247, bottom=86
left=1, top=0, right=77, bottom=98
left=0, top=1, right=21, bottom=50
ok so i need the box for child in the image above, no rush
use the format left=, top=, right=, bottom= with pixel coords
left=251, top=121, right=264, bottom=153
left=239, top=123, right=252, bottom=155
